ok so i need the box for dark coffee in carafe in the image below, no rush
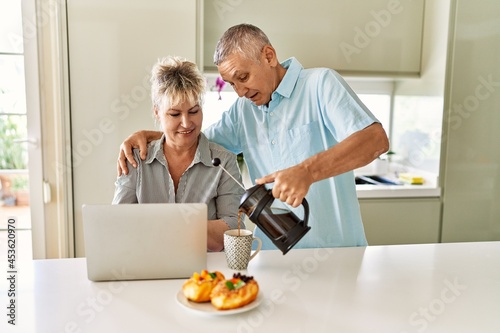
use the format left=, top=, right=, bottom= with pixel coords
left=258, top=208, right=300, bottom=238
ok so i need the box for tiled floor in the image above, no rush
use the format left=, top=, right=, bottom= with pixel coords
left=0, top=205, right=32, bottom=261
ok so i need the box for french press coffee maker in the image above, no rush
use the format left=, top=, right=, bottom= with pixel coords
left=239, top=184, right=310, bottom=255
left=212, top=158, right=311, bottom=255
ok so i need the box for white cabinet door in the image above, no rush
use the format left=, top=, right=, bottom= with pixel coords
left=360, top=198, right=441, bottom=245
left=203, top=0, right=424, bottom=75
left=67, top=0, right=197, bottom=257
left=440, top=0, right=500, bottom=243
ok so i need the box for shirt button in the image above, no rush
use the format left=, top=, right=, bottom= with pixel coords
left=271, top=140, right=276, bottom=145
left=270, top=112, right=274, bottom=116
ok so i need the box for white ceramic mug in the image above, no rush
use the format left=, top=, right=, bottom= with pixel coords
left=223, top=229, right=262, bottom=270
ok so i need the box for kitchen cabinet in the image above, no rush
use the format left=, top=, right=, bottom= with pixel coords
left=359, top=198, right=441, bottom=245
left=439, top=0, right=500, bottom=242
left=203, top=0, right=424, bottom=76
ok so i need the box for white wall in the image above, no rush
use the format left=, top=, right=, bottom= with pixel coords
left=67, top=0, right=197, bottom=257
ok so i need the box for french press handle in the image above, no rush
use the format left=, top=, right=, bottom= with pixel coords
left=300, top=198, right=310, bottom=227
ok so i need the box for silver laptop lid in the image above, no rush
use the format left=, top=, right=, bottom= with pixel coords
left=82, top=203, right=207, bottom=281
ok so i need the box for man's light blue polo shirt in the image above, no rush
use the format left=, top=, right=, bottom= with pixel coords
left=204, top=57, right=379, bottom=249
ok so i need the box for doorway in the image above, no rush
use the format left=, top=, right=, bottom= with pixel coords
left=0, top=0, right=45, bottom=260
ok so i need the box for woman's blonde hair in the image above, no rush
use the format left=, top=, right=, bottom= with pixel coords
left=150, top=56, right=206, bottom=111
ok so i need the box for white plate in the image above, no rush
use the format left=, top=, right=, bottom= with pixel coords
left=176, top=291, right=263, bottom=316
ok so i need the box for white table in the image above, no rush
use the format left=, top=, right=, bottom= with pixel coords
left=1, top=242, right=500, bottom=333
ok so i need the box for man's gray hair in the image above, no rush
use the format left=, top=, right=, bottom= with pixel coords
left=213, top=23, right=271, bottom=66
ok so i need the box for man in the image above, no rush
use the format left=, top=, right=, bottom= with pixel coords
left=118, top=23, right=389, bottom=249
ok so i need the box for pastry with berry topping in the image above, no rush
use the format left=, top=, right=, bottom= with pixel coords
left=210, top=273, right=259, bottom=310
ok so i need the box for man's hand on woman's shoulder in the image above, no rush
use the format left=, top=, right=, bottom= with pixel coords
left=117, top=130, right=162, bottom=176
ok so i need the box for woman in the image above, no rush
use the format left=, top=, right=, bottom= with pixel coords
left=112, top=56, right=245, bottom=252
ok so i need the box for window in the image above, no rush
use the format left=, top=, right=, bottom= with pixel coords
left=0, top=0, right=29, bottom=199
left=0, top=55, right=28, bottom=169
left=202, top=76, right=394, bottom=133
left=202, top=91, right=238, bottom=130
left=0, top=0, right=33, bottom=260
left=358, top=93, right=391, bottom=138
left=391, top=95, right=443, bottom=173
left=202, top=74, right=442, bottom=175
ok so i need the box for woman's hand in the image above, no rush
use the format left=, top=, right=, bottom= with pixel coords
left=207, top=219, right=229, bottom=252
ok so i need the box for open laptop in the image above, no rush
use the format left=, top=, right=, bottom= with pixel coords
left=82, top=203, right=207, bottom=282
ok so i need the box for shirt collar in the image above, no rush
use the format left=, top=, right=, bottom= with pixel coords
left=145, top=134, right=165, bottom=164
left=144, top=133, right=213, bottom=167
left=273, top=57, right=303, bottom=99
left=195, top=133, right=214, bottom=167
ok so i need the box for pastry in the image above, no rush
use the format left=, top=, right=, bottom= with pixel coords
left=182, top=270, right=225, bottom=302
left=210, top=273, right=259, bottom=310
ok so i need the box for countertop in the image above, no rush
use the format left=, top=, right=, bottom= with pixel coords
left=356, top=183, right=441, bottom=198
left=355, top=162, right=441, bottom=198
left=1, top=242, right=499, bottom=332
